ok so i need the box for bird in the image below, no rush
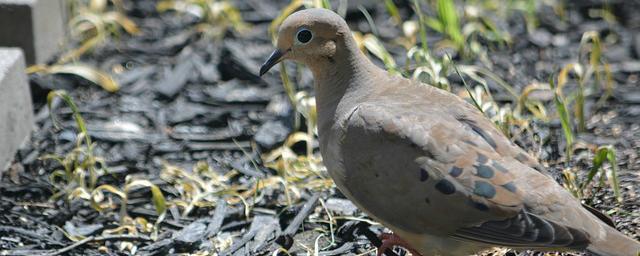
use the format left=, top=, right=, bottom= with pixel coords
left=259, top=8, right=640, bottom=256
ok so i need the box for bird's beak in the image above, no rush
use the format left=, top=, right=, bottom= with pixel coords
left=260, top=48, right=287, bottom=76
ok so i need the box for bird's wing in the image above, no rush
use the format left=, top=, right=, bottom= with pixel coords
left=340, top=95, right=590, bottom=249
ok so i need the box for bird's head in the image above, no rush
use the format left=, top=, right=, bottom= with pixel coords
left=259, top=8, right=351, bottom=76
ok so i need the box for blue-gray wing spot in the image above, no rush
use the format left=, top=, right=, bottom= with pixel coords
left=468, top=200, right=490, bottom=211
left=449, top=166, right=463, bottom=177
left=435, top=179, right=456, bottom=195
left=502, top=182, right=517, bottom=193
left=475, top=165, right=494, bottom=178
left=477, top=153, right=488, bottom=164
left=515, top=153, right=529, bottom=163
left=492, top=162, right=509, bottom=173
left=474, top=181, right=496, bottom=199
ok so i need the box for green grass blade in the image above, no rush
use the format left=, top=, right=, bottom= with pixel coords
left=47, top=90, right=92, bottom=146
left=279, top=63, right=297, bottom=106
left=605, top=148, right=622, bottom=202
left=312, top=0, right=331, bottom=9
left=384, top=0, right=402, bottom=24
left=581, top=146, right=622, bottom=202
left=358, top=5, right=379, bottom=36
left=581, top=147, right=608, bottom=192
left=451, top=57, right=482, bottom=113
left=363, top=34, right=398, bottom=72
left=150, top=184, right=168, bottom=214
left=437, top=0, right=464, bottom=50
left=125, top=180, right=167, bottom=215
left=575, top=81, right=585, bottom=132
left=549, top=76, right=574, bottom=160
left=412, top=0, right=430, bottom=53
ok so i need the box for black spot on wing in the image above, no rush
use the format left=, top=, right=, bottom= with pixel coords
left=420, top=168, right=429, bottom=181
left=502, top=182, right=517, bottom=193
left=475, top=165, right=494, bottom=178
left=469, top=200, right=489, bottom=211
left=449, top=166, right=463, bottom=177
left=515, top=153, right=529, bottom=163
left=435, top=179, right=456, bottom=195
left=463, top=140, right=478, bottom=146
left=477, top=153, right=488, bottom=164
left=473, top=181, right=496, bottom=198
left=492, top=162, right=509, bottom=173
left=457, top=117, right=498, bottom=150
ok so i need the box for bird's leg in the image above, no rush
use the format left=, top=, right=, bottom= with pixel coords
left=377, top=233, right=423, bottom=256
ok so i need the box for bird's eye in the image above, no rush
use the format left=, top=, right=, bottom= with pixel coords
left=296, top=29, right=313, bottom=44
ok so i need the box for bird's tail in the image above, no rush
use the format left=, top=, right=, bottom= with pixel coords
left=587, top=225, right=640, bottom=256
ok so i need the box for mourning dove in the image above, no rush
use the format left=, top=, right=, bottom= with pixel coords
left=260, top=8, right=640, bottom=256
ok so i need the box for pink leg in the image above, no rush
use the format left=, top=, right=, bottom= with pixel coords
left=376, top=232, right=423, bottom=256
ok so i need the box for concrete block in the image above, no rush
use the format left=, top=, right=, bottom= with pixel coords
left=0, top=0, right=66, bottom=64
left=0, top=48, right=34, bottom=172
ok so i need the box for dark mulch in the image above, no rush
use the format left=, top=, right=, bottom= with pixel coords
left=1, top=0, right=639, bottom=255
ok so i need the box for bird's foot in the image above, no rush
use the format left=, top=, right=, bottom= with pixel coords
left=377, top=232, right=423, bottom=256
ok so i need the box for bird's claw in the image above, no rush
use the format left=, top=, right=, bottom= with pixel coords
left=376, top=232, right=423, bottom=256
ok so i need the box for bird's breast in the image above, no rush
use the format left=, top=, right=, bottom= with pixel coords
left=317, top=121, right=348, bottom=188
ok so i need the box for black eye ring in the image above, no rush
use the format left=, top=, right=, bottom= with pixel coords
left=296, top=29, right=313, bottom=44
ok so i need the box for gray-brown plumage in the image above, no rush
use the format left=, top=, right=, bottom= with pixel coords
left=260, top=8, right=640, bottom=256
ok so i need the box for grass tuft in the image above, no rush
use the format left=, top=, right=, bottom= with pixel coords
left=63, top=0, right=140, bottom=63
left=563, top=146, right=622, bottom=203
left=157, top=0, right=248, bottom=39
left=44, top=90, right=167, bottom=245
left=28, top=64, right=120, bottom=92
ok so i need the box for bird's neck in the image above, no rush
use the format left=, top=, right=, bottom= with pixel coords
left=311, top=38, right=381, bottom=103
left=309, top=41, right=384, bottom=145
